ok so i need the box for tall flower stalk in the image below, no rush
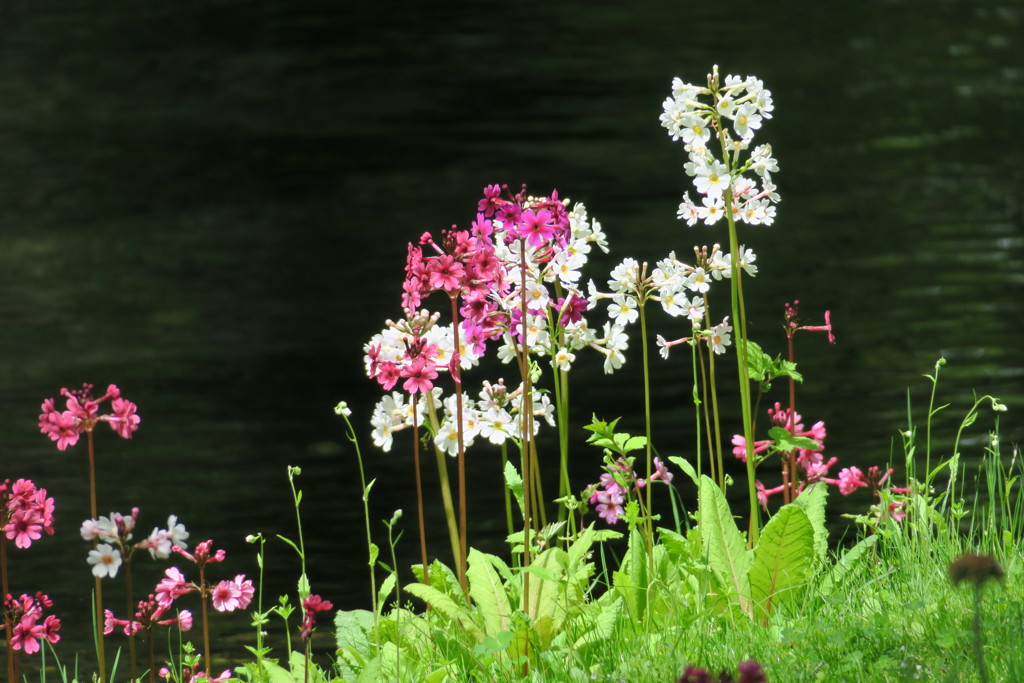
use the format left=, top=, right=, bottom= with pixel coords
left=661, top=66, right=780, bottom=545
left=38, top=383, right=140, bottom=682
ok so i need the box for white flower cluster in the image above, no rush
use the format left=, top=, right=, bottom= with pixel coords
left=660, top=67, right=780, bottom=228
left=369, top=381, right=555, bottom=454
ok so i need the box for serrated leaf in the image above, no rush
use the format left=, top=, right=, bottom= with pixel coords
left=504, top=461, right=525, bottom=519
left=749, top=504, right=814, bottom=620
left=334, top=608, right=375, bottom=656
left=791, top=482, right=829, bottom=566
left=745, top=340, right=774, bottom=381
left=405, top=582, right=484, bottom=641
left=698, top=475, right=751, bottom=611
left=525, top=548, right=568, bottom=642
left=467, top=548, right=513, bottom=639
left=572, top=597, right=623, bottom=650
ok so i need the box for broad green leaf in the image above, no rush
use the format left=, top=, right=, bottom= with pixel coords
left=404, top=582, right=484, bottom=641
left=566, top=525, right=596, bottom=569
left=467, top=548, right=513, bottom=638
left=792, top=482, right=829, bottom=566
left=525, top=547, right=568, bottom=643
left=819, top=534, right=878, bottom=596
left=745, top=339, right=775, bottom=382
left=623, top=435, right=648, bottom=453
left=334, top=608, right=375, bottom=664
left=749, top=504, right=814, bottom=620
left=698, top=475, right=751, bottom=611
left=767, top=427, right=820, bottom=452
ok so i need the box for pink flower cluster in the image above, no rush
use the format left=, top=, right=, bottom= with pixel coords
left=299, top=593, right=334, bottom=641
left=104, top=594, right=192, bottom=637
left=38, top=383, right=140, bottom=451
left=732, top=402, right=827, bottom=466
left=2, top=592, right=61, bottom=654
left=1, top=479, right=55, bottom=549
left=163, top=540, right=253, bottom=612
left=588, top=457, right=673, bottom=525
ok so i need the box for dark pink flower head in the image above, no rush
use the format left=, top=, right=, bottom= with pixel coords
left=106, top=397, right=141, bottom=439
left=478, top=184, right=505, bottom=217
left=837, top=466, right=869, bottom=496
left=516, top=208, right=557, bottom=248
left=556, top=294, right=588, bottom=327
left=427, top=254, right=466, bottom=292
left=400, top=356, right=438, bottom=395
left=6, top=592, right=60, bottom=653
left=299, top=593, right=334, bottom=642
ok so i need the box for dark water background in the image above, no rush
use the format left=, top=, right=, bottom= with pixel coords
left=2, top=0, right=1022, bottom=672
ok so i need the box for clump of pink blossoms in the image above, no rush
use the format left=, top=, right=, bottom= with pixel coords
left=2, top=479, right=55, bottom=550
left=38, top=382, right=140, bottom=450
left=588, top=456, right=673, bottom=525
left=2, top=592, right=61, bottom=654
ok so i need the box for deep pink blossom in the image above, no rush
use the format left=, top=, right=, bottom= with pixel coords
left=300, top=593, right=334, bottom=641
left=400, top=356, right=438, bottom=395
left=38, top=383, right=139, bottom=450
left=837, top=466, right=868, bottom=495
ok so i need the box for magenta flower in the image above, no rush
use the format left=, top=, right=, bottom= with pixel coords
left=517, top=208, right=557, bottom=247
left=400, top=356, right=438, bottom=395
left=837, top=466, right=869, bottom=495
left=156, top=567, right=193, bottom=608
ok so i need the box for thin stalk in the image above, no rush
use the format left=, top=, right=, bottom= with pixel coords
left=448, top=293, right=468, bottom=594
left=87, top=431, right=108, bottom=683
left=785, top=332, right=798, bottom=504
left=124, top=558, right=137, bottom=680
left=718, top=124, right=759, bottom=547
left=529, top=436, right=546, bottom=527
left=342, top=408, right=380, bottom=618
left=638, top=299, right=655, bottom=576
left=518, top=238, right=533, bottom=645
left=500, top=443, right=515, bottom=542
left=147, top=628, right=156, bottom=683
left=925, top=358, right=943, bottom=489
left=425, top=393, right=461, bottom=575
left=692, top=338, right=704, bottom=480
left=703, top=293, right=725, bottom=491
left=696, top=337, right=715, bottom=482
left=3, top=535, right=13, bottom=683
left=411, top=404, right=430, bottom=586
left=200, top=566, right=212, bottom=675
left=554, top=364, right=571, bottom=528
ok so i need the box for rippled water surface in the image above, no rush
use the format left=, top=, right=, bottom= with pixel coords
left=1, top=0, right=1021, bottom=669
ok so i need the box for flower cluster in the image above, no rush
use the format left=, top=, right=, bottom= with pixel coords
left=104, top=593, right=192, bottom=637
left=587, top=456, right=673, bottom=525
left=784, top=299, right=836, bottom=345
left=370, top=380, right=555, bottom=455
left=299, top=593, right=334, bottom=641
left=365, top=185, right=614, bottom=452
left=660, top=67, right=779, bottom=228
left=2, top=592, right=61, bottom=654
left=162, top=540, right=254, bottom=613
left=2, top=479, right=55, bottom=549
left=38, top=383, right=140, bottom=451
left=81, top=509, right=189, bottom=579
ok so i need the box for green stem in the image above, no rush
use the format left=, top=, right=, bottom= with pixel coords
left=125, top=557, right=136, bottom=681
left=412, top=405, right=430, bottom=586
left=87, top=430, right=107, bottom=683
left=343, top=409, right=379, bottom=620
left=719, top=120, right=759, bottom=547
left=425, top=393, right=461, bottom=575
left=500, top=443, right=515, bottom=543
left=638, top=299, right=655, bottom=575
left=449, top=294, right=468, bottom=595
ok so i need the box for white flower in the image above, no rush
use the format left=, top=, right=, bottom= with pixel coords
left=733, top=104, right=762, bottom=140
left=602, top=347, right=625, bottom=374
left=165, top=514, right=189, bottom=550
left=608, top=258, right=639, bottom=294
left=685, top=267, right=712, bottom=294
left=522, top=280, right=549, bottom=309
left=88, top=543, right=122, bottom=579
left=677, top=194, right=700, bottom=226
left=333, top=401, right=352, bottom=417
left=697, top=195, right=725, bottom=225
left=656, top=334, right=671, bottom=360
left=658, top=290, right=688, bottom=317
left=693, top=161, right=730, bottom=199
left=553, top=347, right=576, bottom=371
left=708, top=318, right=733, bottom=355
left=480, top=407, right=514, bottom=445
left=608, top=295, right=639, bottom=326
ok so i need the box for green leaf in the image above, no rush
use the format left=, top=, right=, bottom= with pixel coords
left=368, top=542, right=379, bottom=567
left=745, top=339, right=775, bottom=382
left=749, top=504, right=814, bottom=620
left=467, top=548, right=513, bottom=639
left=668, top=456, right=698, bottom=486
left=376, top=572, right=396, bottom=611
left=791, top=482, right=829, bottom=566
left=623, top=435, right=648, bottom=453
left=767, top=427, right=820, bottom=452
left=572, top=597, right=623, bottom=650
left=334, top=608, right=375, bottom=661
left=404, top=582, right=484, bottom=641
left=698, top=475, right=751, bottom=611
left=819, top=534, right=878, bottom=596
left=525, top=547, right=569, bottom=644
left=504, top=461, right=525, bottom=520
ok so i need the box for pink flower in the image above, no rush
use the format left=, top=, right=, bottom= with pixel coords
left=300, top=593, right=334, bottom=641
left=837, top=466, right=868, bottom=496
left=156, top=567, right=193, bottom=608
left=6, top=509, right=44, bottom=548
left=517, top=208, right=556, bottom=247
left=400, top=356, right=438, bottom=395
left=177, top=609, right=193, bottom=631
left=211, top=575, right=253, bottom=612
left=107, top=397, right=141, bottom=439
